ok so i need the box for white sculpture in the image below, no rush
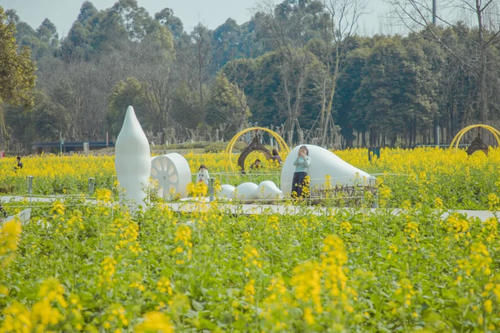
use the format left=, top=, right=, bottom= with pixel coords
left=217, top=180, right=282, bottom=201
left=234, top=182, right=259, bottom=201
left=280, top=144, right=375, bottom=195
left=217, top=184, right=235, bottom=200
left=257, top=180, right=283, bottom=200
left=151, top=153, right=191, bottom=200
left=115, top=106, right=151, bottom=207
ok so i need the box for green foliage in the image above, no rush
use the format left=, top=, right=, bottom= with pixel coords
left=107, top=77, right=147, bottom=136
left=0, top=196, right=498, bottom=330
left=3, top=0, right=500, bottom=148
left=171, top=82, right=203, bottom=130
left=0, top=8, right=36, bottom=105
left=155, top=8, right=184, bottom=40
left=0, top=7, right=36, bottom=138
left=334, top=43, right=371, bottom=145
left=205, top=73, right=251, bottom=139
left=5, top=90, right=67, bottom=146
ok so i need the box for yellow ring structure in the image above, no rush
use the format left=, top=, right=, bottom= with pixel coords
left=449, top=124, right=500, bottom=149
left=225, top=127, right=290, bottom=171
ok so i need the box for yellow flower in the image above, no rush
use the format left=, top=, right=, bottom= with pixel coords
left=244, top=245, right=262, bottom=269
left=0, top=218, right=22, bottom=254
left=0, top=302, right=32, bottom=332
left=389, top=244, right=398, bottom=253
left=488, top=193, right=499, bottom=210
left=260, top=275, right=292, bottom=331
left=434, top=197, right=443, bottom=209
left=99, top=257, right=117, bottom=287
left=39, top=278, right=67, bottom=308
left=244, top=279, right=256, bottom=304
left=340, top=221, right=352, bottom=233
left=291, top=261, right=322, bottom=313
left=32, top=299, right=62, bottom=326
left=103, top=304, right=129, bottom=328
left=50, top=200, right=65, bottom=216
left=404, top=221, right=419, bottom=240
left=304, top=307, right=315, bottom=325
left=157, top=277, right=173, bottom=295
left=321, top=235, right=348, bottom=297
left=96, top=188, right=113, bottom=202
left=267, top=215, right=280, bottom=231
left=484, top=299, right=492, bottom=314
left=379, top=185, right=392, bottom=207
left=174, top=225, right=192, bottom=248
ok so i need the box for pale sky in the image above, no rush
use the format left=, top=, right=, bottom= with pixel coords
left=0, top=0, right=394, bottom=37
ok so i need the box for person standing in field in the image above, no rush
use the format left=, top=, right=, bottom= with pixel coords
left=13, top=156, right=23, bottom=171
left=196, top=164, right=210, bottom=185
left=16, top=156, right=23, bottom=169
left=250, top=159, right=262, bottom=170
left=271, top=149, right=282, bottom=164
left=291, top=145, right=310, bottom=198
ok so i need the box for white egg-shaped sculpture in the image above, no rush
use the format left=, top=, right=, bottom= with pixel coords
left=115, top=106, right=151, bottom=207
left=217, top=184, right=235, bottom=200
left=151, top=153, right=191, bottom=200
left=280, top=144, right=375, bottom=196
left=234, top=182, right=259, bottom=201
left=257, top=180, right=283, bottom=200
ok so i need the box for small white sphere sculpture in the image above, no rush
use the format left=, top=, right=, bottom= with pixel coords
left=234, top=182, right=259, bottom=201
left=257, top=180, right=283, bottom=200
left=115, top=106, right=151, bottom=207
left=280, top=144, right=375, bottom=195
left=217, top=184, right=236, bottom=200
left=151, top=153, right=191, bottom=200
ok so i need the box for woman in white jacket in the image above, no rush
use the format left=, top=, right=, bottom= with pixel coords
left=196, top=164, right=210, bottom=185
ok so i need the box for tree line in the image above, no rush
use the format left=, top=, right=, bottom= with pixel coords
left=1, top=0, right=499, bottom=151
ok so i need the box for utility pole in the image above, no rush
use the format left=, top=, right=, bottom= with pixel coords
left=433, top=0, right=440, bottom=146
left=432, top=0, right=436, bottom=24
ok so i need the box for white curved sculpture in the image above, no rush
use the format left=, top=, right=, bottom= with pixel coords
left=151, top=153, right=191, bottom=200
left=257, top=180, right=283, bottom=200
left=115, top=106, right=151, bottom=207
left=234, top=182, right=259, bottom=201
left=217, top=184, right=235, bottom=200
left=280, top=145, right=375, bottom=196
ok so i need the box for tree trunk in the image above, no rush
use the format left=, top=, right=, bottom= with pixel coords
left=476, top=0, right=488, bottom=122
left=320, top=50, right=340, bottom=146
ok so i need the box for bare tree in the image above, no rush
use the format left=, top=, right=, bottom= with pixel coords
left=191, top=24, right=212, bottom=109
left=388, top=0, right=500, bottom=122
left=40, top=60, right=110, bottom=141
left=318, top=0, right=366, bottom=145
left=259, top=1, right=326, bottom=144
left=134, top=27, right=176, bottom=143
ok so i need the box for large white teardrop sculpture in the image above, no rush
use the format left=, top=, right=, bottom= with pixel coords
left=280, top=144, right=375, bottom=195
left=151, top=153, right=191, bottom=200
left=115, top=106, right=151, bottom=207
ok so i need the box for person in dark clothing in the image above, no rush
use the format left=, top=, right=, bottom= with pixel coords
left=0, top=203, right=7, bottom=218
left=250, top=159, right=262, bottom=169
left=271, top=149, right=282, bottom=164
left=291, top=146, right=310, bottom=198
left=16, top=156, right=23, bottom=169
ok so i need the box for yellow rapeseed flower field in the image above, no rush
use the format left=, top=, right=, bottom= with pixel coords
left=1, top=147, right=498, bottom=209
left=0, top=146, right=498, bottom=330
